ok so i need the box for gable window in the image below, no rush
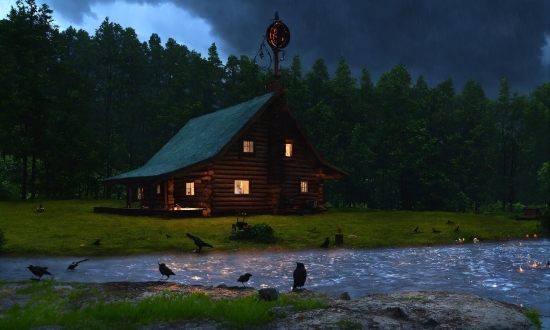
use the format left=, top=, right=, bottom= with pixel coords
left=137, top=188, right=143, bottom=200
left=300, top=180, right=308, bottom=193
left=234, top=180, right=250, bottom=194
left=186, top=182, right=195, bottom=195
left=243, top=140, right=254, bottom=153
left=285, top=143, right=293, bottom=157
left=156, top=185, right=161, bottom=194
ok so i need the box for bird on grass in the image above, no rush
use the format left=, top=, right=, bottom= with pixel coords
left=166, top=234, right=172, bottom=238
left=292, top=262, right=307, bottom=291
left=237, top=273, right=252, bottom=287
left=27, top=265, right=52, bottom=280
left=432, top=228, right=442, bottom=233
left=91, top=239, right=101, bottom=246
left=446, top=220, right=454, bottom=224
left=67, top=259, right=89, bottom=270
left=454, top=225, right=460, bottom=232
left=413, top=227, right=419, bottom=233
left=320, top=237, right=329, bottom=248
left=158, top=263, right=176, bottom=280
left=186, top=233, right=213, bottom=252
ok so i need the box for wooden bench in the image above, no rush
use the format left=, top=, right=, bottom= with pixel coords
left=515, top=208, right=542, bottom=220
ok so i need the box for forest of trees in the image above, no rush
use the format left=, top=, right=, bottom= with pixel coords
left=0, top=0, right=548, bottom=213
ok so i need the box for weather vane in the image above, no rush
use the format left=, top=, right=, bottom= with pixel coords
left=253, top=11, right=290, bottom=76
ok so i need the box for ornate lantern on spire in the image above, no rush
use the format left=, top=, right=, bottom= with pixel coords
left=254, top=12, right=291, bottom=92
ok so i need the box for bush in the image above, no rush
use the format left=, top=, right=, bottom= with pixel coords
left=229, top=223, right=276, bottom=243
left=0, top=229, right=6, bottom=251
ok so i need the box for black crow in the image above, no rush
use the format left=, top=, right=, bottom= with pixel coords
left=91, top=239, right=101, bottom=246
left=454, top=225, right=460, bottom=232
left=186, top=233, right=213, bottom=252
left=27, top=265, right=52, bottom=280
left=413, top=227, right=419, bottom=233
left=446, top=220, right=454, bottom=224
left=67, top=259, right=89, bottom=270
left=166, top=234, right=172, bottom=238
left=293, top=262, right=307, bottom=291
left=237, top=273, right=252, bottom=287
left=320, top=237, right=329, bottom=248
left=158, top=263, right=176, bottom=280
left=432, top=228, right=442, bottom=233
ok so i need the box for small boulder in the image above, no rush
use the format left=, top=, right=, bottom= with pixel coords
left=216, top=283, right=227, bottom=288
left=258, top=288, right=279, bottom=301
left=385, top=306, right=408, bottom=320
left=339, top=292, right=351, bottom=300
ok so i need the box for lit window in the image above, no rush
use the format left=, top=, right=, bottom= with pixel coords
left=300, top=181, right=308, bottom=193
left=156, top=185, right=161, bottom=194
left=137, top=188, right=143, bottom=200
left=243, top=140, right=254, bottom=153
left=285, top=143, right=292, bottom=157
left=186, top=182, right=195, bottom=195
left=234, top=180, right=250, bottom=194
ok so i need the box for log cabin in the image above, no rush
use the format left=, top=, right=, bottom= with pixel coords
left=100, top=90, right=347, bottom=216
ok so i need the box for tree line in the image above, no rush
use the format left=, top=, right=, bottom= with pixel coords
left=0, top=0, right=548, bottom=212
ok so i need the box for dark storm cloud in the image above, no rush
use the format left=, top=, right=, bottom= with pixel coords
left=47, top=0, right=550, bottom=98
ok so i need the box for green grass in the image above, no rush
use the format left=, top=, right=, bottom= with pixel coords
left=0, top=280, right=328, bottom=330
left=0, top=199, right=543, bottom=256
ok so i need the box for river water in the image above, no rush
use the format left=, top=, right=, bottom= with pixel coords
left=1, top=239, right=549, bottom=328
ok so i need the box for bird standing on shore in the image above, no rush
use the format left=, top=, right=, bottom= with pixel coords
left=186, top=233, right=213, bottom=252
left=320, top=237, right=329, bottom=248
left=27, top=265, right=52, bottom=280
left=67, top=259, right=89, bottom=270
left=158, top=263, right=176, bottom=280
left=413, top=227, right=419, bottom=233
left=293, top=262, right=307, bottom=291
left=237, top=273, right=252, bottom=287
left=91, top=239, right=101, bottom=246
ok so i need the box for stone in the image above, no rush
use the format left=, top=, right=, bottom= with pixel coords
left=216, top=283, right=227, bottom=288
left=384, top=306, right=408, bottom=320
left=258, top=288, right=279, bottom=301
left=339, top=292, right=351, bottom=300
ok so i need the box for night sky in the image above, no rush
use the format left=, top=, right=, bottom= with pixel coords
left=4, top=0, right=550, bottom=98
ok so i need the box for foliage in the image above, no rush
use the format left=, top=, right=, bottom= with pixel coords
left=230, top=222, right=276, bottom=244
left=0, top=280, right=327, bottom=329
left=0, top=1, right=548, bottom=211
left=0, top=228, right=6, bottom=251
left=0, top=200, right=542, bottom=256
left=522, top=307, right=542, bottom=330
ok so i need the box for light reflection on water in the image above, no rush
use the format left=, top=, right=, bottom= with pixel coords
left=0, top=240, right=549, bottom=327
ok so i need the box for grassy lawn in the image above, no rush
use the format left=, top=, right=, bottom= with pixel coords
left=0, top=199, right=543, bottom=256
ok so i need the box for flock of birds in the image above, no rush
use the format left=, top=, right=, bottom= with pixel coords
left=26, top=232, right=311, bottom=291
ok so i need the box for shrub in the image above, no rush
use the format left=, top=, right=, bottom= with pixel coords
left=0, top=229, right=6, bottom=251
left=229, top=223, right=276, bottom=243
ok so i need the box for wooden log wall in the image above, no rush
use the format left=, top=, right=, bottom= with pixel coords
left=278, top=110, right=322, bottom=208
left=211, top=109, right=272, bottom=214
left=172, top=168, right=213, bottom=216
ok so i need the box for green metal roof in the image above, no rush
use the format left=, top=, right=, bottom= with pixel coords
left=104, top=93, right=275, bottom=183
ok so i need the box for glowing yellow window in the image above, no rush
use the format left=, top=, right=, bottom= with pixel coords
left=156, top=185, right=161, bottom=194
left=285, top=143, right=292, bottom=157
left=186, top=182, right=194, bottom=195
left=137, top=188, right=143, bottom=200
left=300, top=180, right=308, bottom=193
left=243, top=140, right=254, bottom=153
left=234, top=180, right=249, bottom=194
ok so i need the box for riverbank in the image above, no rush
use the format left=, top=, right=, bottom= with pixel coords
left=0, top=281, right=538, bottom=329
left=0, top=200, right=544, bottom=256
